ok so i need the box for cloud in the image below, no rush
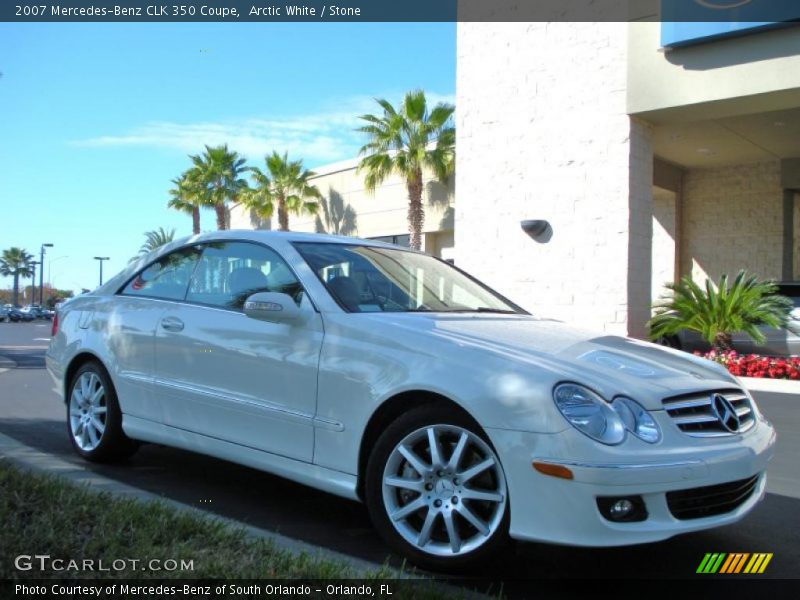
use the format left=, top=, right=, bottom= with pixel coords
left=71, top=92, right=456, bottom=166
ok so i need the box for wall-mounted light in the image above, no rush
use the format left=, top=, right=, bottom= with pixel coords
left=521, top=219, right=552, bottom=243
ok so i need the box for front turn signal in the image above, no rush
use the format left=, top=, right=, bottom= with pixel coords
left=532, top=462, right=574, bottom=480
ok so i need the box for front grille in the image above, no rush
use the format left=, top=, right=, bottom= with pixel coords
left=662, top=389, right=756, bottom=437
left=666, top=475, right=760, bottom=520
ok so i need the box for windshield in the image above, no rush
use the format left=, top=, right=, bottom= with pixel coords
left=294, top=242, right=524, bottom=314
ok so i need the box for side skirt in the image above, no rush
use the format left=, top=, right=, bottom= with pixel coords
left=122, top=415, right=360, bottom=502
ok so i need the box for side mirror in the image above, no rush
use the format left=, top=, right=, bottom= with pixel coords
left=243, top=292, right=305, bottom=324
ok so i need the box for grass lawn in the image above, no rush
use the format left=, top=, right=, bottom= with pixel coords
left=0, top=459, right=464, bottom=597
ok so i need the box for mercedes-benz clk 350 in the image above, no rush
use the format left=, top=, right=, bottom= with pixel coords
left=47, top=231, right=776, bottom=570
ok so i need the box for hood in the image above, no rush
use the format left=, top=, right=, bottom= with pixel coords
left=366, top=313, right=738, bottom=410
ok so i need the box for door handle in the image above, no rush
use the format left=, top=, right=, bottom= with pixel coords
left=160, top=317, right=184, bottom=332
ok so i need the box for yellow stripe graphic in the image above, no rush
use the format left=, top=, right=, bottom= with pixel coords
left=758, top=554, right=773, bottom=574
left=750, top=554, right=766, bottom=573
left=744, top=554, right=759, bottom=574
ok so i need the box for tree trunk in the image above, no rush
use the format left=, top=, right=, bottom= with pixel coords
left=713, top=331, right=733, bottom=352
left=406, top=169, right=424, bottom=250
left=192, top=206, right=201, bottom=235
left=12, top=273, right=19, bottom=307
left=215, top=203, right=227, bottom=230
left=277, top=196, right=289, bottom=231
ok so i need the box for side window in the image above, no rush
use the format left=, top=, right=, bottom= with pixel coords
left=122, top=247, right=201, bottom=300
left=186, top=242, right=303, bottom=310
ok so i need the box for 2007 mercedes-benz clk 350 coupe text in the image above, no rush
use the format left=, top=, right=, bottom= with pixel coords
left=47, top=231, right=776, bottom=570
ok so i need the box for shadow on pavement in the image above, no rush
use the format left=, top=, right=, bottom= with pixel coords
left=1, top=417, right=799, bottom=587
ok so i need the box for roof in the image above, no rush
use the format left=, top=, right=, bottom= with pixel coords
left=175, top=229, right=397, bottom=247
left=93, top=229, right=411, bottom=296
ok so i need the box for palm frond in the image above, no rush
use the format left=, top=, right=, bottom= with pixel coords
left=648, top=271, right=793, bottom=350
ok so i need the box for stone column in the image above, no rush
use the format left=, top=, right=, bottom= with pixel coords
left=456, top=21, right=654, bottom=337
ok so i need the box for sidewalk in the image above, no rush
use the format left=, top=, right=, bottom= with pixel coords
left=741, top=377, right=800, bottom=396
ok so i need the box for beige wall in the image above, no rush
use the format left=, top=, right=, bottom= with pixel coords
left=628, top=22, right=800, bottom=121
left=456, top=22, right=654, bottom=337
left=229, top=160, right=455, bottom=255
left=681, top=161, right=784, bottom=283
left=652, top=186, right=677, bottom=306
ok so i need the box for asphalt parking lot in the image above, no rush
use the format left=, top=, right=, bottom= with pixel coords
left=1, top=321, right=798, bottom=588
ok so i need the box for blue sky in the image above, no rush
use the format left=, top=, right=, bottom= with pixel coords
left=0, top=23, right=455, bottom=295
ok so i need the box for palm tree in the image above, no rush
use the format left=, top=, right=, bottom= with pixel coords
left=167, top=170, right=204, bottom=234
left=649, top=271, right=794, bottom=351
left=240, top=151, right=321, bottom=231
left=357, top=90, right=455, bottom=250
left=132, top=228, right=176, bottom=262
left=0, top=247, right=34, bottom=306
left=190, top=145, right=249, bottom=230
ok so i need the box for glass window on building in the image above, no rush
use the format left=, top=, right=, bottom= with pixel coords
left=369, top=234, right=410, bottom=248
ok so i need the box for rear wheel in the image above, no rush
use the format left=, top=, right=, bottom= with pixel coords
left=365, top=404, right=509, bottom=572
left=67, top=361, right=138, bottom=462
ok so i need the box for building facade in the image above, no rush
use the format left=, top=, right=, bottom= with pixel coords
left=456, top=18, right=800, bottom=338
left=228, top=158, right=456, bottom=260
left=233, top=15, right=800, bottom=340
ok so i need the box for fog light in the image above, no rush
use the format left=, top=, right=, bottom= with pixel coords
left=597, top=496, right=648, bottom=522
left=610, top=499, right=634, bottom=518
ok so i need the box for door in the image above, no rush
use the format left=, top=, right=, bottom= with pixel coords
left=154, top=241, right=322, bottom=462
left=114, top=245, right=202, bottom=419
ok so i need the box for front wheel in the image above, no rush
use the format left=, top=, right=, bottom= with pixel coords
left=67, top=361, right=138, bottom=462
left=365, top=404, right=509, bottom=572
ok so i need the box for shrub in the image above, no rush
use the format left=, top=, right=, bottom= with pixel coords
left=696, top=349, right=800, bottom=380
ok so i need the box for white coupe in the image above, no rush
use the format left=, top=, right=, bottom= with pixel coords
left=47, top=231, right=776, bottom=571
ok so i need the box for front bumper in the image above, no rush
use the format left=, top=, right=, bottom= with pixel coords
left=487, top=413, right=776, bottom=547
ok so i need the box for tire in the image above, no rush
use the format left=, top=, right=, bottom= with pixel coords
left=66, top=361, right=138, bottom=463
left=365, top=404, right=510, bottom=572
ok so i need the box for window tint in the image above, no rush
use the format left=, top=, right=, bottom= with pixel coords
left=122, top=246, right=201, bottom=300
left=187, top=242, right=303, bottom=310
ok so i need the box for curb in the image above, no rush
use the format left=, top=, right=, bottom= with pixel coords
left=0, top=431, right=399, bottom=579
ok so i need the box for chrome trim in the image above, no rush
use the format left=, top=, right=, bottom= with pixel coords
left=662, top=389, right=755, bottom=438
left=124, top=373, right=343, bottom=431
left=533, top=458, right=704, bottom=470
left=313, top=417, right=345, bottom=432
left=153, top=377, right=315, bottom=425
left=673, top=414, right=719, bottom=425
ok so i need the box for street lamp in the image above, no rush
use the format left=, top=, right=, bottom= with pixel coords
left=29, top=261, right=41, bottom=304
left=39, top=243, right=53, bottom=306
left=93, top=257, right=110, bottom=286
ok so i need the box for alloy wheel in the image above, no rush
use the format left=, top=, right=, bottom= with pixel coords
left=381, top=424, right=507, bottom=557
left=69, top=371, right=108, bottom=451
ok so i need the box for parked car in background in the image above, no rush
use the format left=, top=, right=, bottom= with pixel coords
left=16, top=307, right=36, bottom=322
left=2, top=306, right=25, bottom=322
left=662, top=283, right=800, bottom=356
left=47, top=231, right=776, bottom=571
left=21, top=304, right=54, bottom=320
left=0, top=307, right=11, bottom=322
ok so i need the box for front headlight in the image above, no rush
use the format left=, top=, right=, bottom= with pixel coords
left=612, top=397, right=661, bottom=443
left=553, top=383, right=626, bottom=445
